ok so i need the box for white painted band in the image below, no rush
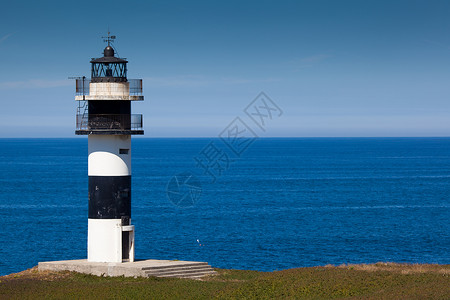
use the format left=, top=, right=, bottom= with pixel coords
left=88, top=135, right=131, bottom=176
left=88, top=219, right=135, bottom=263
left=88, top=219, right=122, bottom=263
left=89, top=82, right=130, bottom=97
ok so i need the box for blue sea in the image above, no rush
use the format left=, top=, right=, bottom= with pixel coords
left=0, top=138, right=449, bottom=276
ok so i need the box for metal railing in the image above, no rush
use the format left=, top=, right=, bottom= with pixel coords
left=129, top=79, right=143, bottom=95
left=75, top=78, right=90, bottom=96
left=75, top=78, right=143, bottom=96
left=76, top=114, right=143, bottom=131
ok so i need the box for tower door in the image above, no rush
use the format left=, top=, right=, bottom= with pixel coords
left=121, top=216, right=130, bottom=260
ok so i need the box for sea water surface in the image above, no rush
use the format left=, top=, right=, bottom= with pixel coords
left=0, top=138, right=449, bottom=276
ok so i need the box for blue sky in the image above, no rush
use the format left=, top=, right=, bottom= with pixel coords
left=0, top=0, right=449, bottom=137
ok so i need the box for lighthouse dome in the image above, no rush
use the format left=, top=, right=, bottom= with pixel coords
left=104, top=46, right=114, bottom=57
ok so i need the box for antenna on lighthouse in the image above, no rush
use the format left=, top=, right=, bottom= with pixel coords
left=102, top=31, right=116, bottom=46
left=102, top=30, right=120, bottom=57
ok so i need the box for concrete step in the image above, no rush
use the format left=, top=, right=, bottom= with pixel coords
left=142, top=262, right=216, bottom=279
left=142, top=262, right=208, bottom=271
left=144, top=265, right=213, bottom=275
left=145, top=266, right=214, bottom=277
left=156, top=270, right=217, bottom=279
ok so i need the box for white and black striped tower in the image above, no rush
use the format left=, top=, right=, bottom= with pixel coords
left=75, top=34, right=144, bottom=263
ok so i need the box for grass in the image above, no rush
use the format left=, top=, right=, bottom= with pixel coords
left=0, top=263, right=449, bottom=299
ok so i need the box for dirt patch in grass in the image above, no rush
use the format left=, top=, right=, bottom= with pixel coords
left=0, top=266, right=72, bottom=282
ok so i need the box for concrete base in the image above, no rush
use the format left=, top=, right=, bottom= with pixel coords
left=38, top=259, right=216, bottom=279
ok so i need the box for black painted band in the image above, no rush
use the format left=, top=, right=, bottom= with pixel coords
left=88, top=176, right=131, bottom=219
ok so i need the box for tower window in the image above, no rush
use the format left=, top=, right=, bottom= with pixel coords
left=119, top=149, right=129, bottom=155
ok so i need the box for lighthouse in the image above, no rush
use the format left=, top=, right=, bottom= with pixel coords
left=75, top=34, right=144, bottom=263
left=39, top=34, right=216, bottom=278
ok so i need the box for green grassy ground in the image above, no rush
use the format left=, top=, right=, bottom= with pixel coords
left=0, top=263, right=449, bottom=299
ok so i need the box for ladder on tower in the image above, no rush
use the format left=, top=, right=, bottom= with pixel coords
left=77, top=100, right=88, bottom=130
left=71, top=76, right=89, bottom=130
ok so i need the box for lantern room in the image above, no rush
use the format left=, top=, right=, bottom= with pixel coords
left=90, top=45, right=127, bottom=82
